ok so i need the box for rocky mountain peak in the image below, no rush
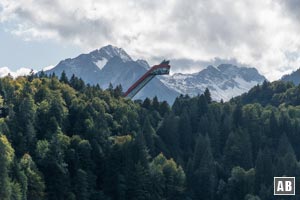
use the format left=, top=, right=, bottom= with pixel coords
left=90, top=45, right=132, bottom=62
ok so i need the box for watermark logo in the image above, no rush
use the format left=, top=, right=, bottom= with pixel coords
left=274, top=177, right=295, bottom=195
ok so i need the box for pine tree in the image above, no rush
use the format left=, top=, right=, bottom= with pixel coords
left=157, top=113, right=180, bottom=158
left=227, top=167, right=255, bottom=200
left=70, top=75, right=85, bottom=91
left=159, top=101, right=170, bottom=116
left=255, top=148, right=273, bottom=192
left=178, top=110, right=193, bottom=160
left=152, top=96, right=160, bottom=111
left=142, top=98, right=151, bottom=110
left=113, top=84, right=123, bottom=98
left=198, top=94, right=208, bottom=115
left=224, top=129, right=253, bottom=171
left=11, top=161, right=28, bottom=200
left=40, top=132, right=71, bottom=200
left=38, top=71, right=46, bottom=78
left=142, top=117, right=155, bottom=155
left=204, top=88, right=212, bottom=104
left=10, top=182, right=22, bottom=200
left=20, top=154, right=45, bottom=200
left=127, top=163, right=151, bottom=200
left=28, top=69, right=35, bottom=82
left=59, top=71, right=69, bottom=84
left=133, top=131, right=150, bottom=168
left=108, top=83, right=114, bottom=93
left=233, top=103, right=243, bottom=127
left=74, top=169, right=89, bottom=200
left=188, top=134, right=216, bottom=200
left=150, top=153, right=185, bottom=200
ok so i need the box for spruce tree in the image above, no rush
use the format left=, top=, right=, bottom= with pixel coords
left=189, top=134, right=216, bottom=200
left=204, top=88, right=212, bottom=104
left=142, top=117, right=155, bottom=156
left=20, top=154, right=45, bottom=200
left=59, top=71, right=69, bottom=84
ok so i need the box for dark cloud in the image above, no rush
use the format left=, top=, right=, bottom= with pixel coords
left=11, top=1, right=114, bottom=46
left=279, top=0, right=300, bottom=18
left=1, top=0, right=300, bottom=80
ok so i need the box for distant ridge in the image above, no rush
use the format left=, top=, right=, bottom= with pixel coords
left=160, top=64, right=266, bottom=101
left=281, top=68, right=300, bottom=85
left=45, top=45, right=179, bottom=104
left=45, top=45, right=266, bottom=103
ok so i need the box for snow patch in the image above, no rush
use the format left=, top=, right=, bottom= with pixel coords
left=160, top=68, right=263, bottom=101
left=95, top=58, right=107, bottom=70
left=101, top=45, right=132, bottom=62
left=119, top=52, right=131, bottom=62
left=210, top=77, right=260, bottom=101
left=43, top=65, right=55, bottom=71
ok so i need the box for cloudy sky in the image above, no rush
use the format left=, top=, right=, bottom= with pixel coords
left=1, top=0, right=300, bottom=80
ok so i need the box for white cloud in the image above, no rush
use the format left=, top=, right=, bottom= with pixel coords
left=1, top=0, right=300, bottom=80
left=0, top=66, right=33, bottom=77
left=0, top=67, right=11, bottom=77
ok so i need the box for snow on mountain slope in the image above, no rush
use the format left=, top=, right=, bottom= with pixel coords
left=45, top=45, right=179, bottom=103
left=45, top=45, right=266, bottom=103
left=160, top=64, right=266, bottom=101
left=94, top=58, right=108, bottom=70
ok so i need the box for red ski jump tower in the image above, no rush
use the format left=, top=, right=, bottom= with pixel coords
left=124, top=60, right=171, bottom=99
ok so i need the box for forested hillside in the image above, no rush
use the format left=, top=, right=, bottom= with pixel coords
left=1, top=72, right=300, bottom=200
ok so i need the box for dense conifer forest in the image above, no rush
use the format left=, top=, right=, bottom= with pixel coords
left=1, top=72, right=300, bottom=200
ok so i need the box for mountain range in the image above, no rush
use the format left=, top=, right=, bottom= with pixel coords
left=281, top=68, right=300, bottom=85
left=160, top=64, right=265, bottom=101
left=45, top=45, right=267, bottom=103
left=45, top=45, right=179, bottom=103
